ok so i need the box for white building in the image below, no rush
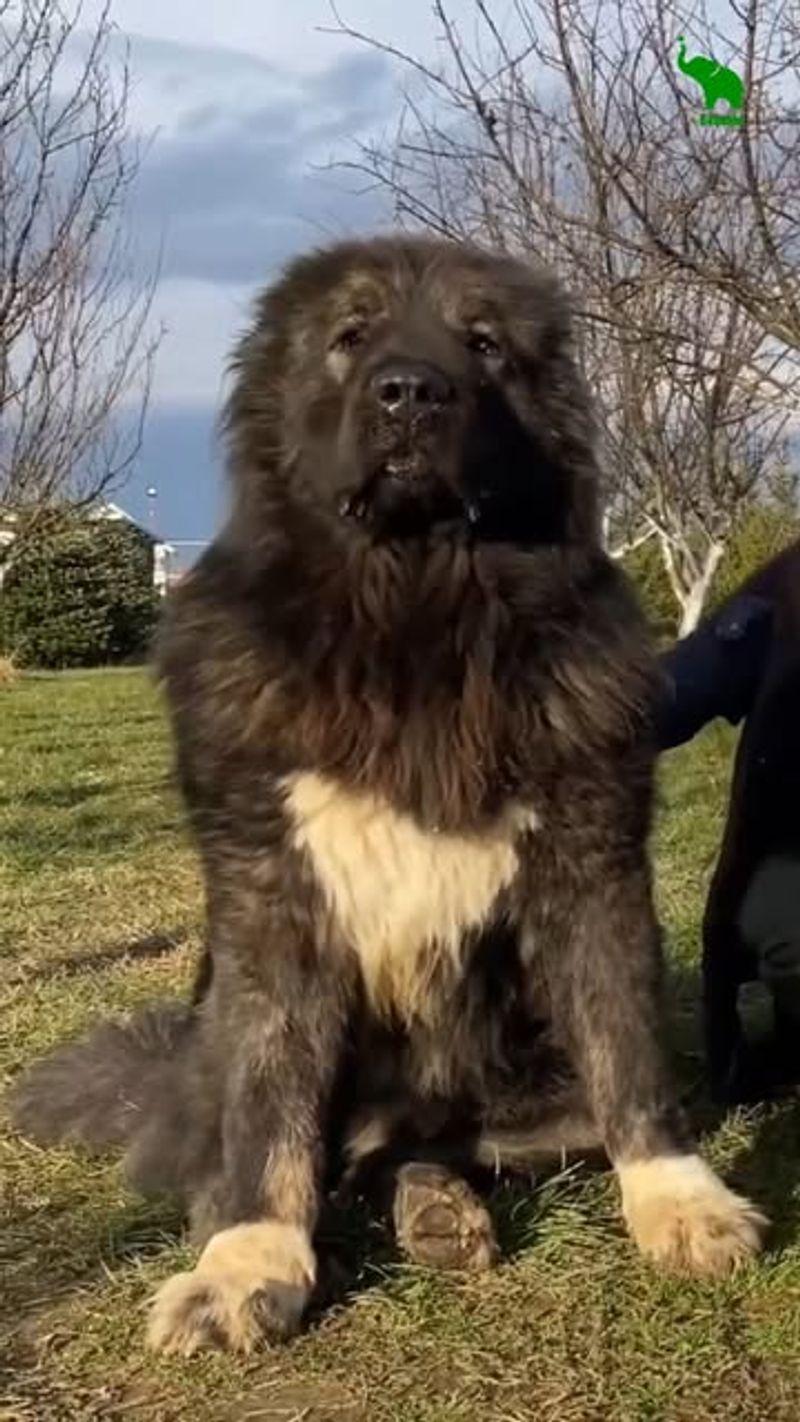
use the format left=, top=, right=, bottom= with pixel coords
left=0, top=501, right=177, bottom=595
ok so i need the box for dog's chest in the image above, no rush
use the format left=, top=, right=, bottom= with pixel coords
left=282, top=771, right=538, bottom=1020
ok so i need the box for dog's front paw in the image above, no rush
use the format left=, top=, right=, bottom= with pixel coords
left=146, top=1221, right=316, bottom=1355
left=393, top=1162, right=498, bottom=1272
left=618, top=1154, right=768, bottom=1278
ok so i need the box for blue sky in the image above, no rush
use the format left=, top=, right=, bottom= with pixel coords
left=82, top=1, right=469, bottom=553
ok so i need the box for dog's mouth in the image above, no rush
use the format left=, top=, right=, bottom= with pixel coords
left=338, top=452, right=482, bottom=533
left=380, top=453, right=430, bottom=483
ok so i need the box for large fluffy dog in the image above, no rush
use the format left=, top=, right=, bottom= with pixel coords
left=11, top=234, right=766, bottom=1354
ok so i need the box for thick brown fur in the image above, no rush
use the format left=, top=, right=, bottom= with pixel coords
left=9, top=234, right=767, bottom=1354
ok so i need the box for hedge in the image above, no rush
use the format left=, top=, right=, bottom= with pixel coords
left=0, top=515, right=162, bottom=669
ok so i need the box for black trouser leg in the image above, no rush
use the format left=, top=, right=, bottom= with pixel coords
left=738, top=851, right=800, bottom=1080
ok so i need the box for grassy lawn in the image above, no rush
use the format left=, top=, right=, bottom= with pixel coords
left=1, top=668, right=799, bottom=1421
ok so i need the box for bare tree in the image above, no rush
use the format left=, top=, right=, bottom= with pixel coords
left=595, top=276, right=795, bottom=632
left=325, top=0, right=800, bottom=630
left=0, top=0, right=160, bottom=564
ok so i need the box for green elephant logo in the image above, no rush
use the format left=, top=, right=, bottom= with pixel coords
left=676, top=36, right=746, bottom=126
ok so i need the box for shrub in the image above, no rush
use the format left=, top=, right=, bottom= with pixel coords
left=621, top=504, right=800, bottom=643
left=706, top=504, right=800, bottom=613
left=621, top=537, right=678, bottom=641
left=0, top=514, right=161, bottom=669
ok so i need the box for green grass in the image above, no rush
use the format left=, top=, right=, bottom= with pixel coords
left=2, top=669, right=799, bottom=1421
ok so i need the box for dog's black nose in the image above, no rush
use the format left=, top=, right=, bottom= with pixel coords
left=371, top=360, right=453, bottom=413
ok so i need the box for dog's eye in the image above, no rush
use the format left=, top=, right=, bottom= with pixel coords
left=330, top=323, right=367, bottom=354
left=466, top=329, right=501, bottom=359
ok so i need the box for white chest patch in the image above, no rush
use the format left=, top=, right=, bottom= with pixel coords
left=282, top=771, right=538, bottom=1021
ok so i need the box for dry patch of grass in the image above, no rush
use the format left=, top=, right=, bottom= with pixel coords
left=0, top=655, right=18, bottom=687
left=1, top=670, right=799, bottom=1421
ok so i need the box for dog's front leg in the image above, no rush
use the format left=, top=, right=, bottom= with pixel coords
left=147, top=848, right=349, bottom=1356
left=532, top=833, right=767, bottom=1277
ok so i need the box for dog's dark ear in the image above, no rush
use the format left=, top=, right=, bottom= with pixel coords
left=525, top=282, right=603, bottom=548
left=219, top=242, right=338, bottom=492
left=545, top=342, right=603, bottom=547
left=567, top=463, right=602, bottom=546
left=221, top=292, right=288, bottom=476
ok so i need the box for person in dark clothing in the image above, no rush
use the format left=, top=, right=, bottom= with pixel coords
left=654, top=594, right=773, bottom=752
left=653, top=544, right=800, bottom=1102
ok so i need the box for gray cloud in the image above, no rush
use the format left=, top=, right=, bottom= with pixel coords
left=311, top=49, right=394, bottom=103
left=128, top=40, right=397, bottom=284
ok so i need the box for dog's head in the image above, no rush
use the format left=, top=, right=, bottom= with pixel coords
left=224, top=234, right=601, bottom=547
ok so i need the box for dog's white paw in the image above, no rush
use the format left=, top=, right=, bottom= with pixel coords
left=146, top=1221, right=316, bottom=1355
left=618, top=1153, right=768, bottom=1278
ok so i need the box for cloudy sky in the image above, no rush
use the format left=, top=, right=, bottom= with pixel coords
left=76, top=0, right=472, bottom=551
left=73, top=0, right=779, bottom=552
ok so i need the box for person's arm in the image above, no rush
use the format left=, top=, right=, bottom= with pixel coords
left=654, top=593, right=773, bottom=752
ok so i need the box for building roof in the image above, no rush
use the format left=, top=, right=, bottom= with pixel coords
left=0, top=501, right=175, bottom=553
